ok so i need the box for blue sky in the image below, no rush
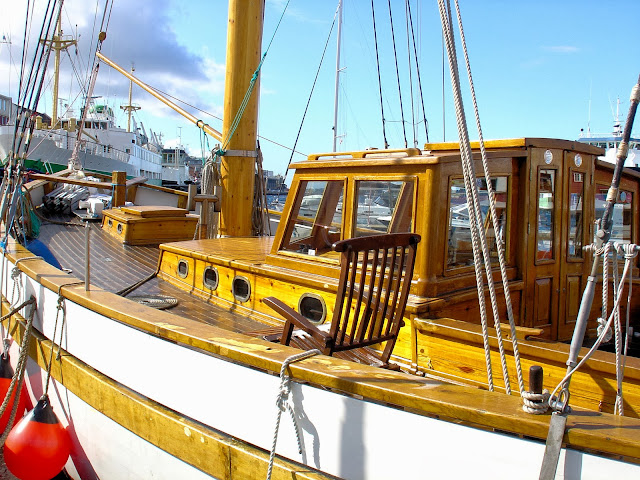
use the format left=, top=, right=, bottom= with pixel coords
left=1, top=0, right=638, bottom=181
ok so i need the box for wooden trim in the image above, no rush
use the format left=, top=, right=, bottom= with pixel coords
left=3, top=235, right=640, bottom=461
left=0, top=299, right=334, bottom=480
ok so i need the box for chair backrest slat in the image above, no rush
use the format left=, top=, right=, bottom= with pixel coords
left=329, top=233, right=420, bottom=364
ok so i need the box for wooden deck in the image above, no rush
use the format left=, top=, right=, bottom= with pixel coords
left=35, top=211, right=387, bottom=365
left=36, top=212, right=265, bottom=334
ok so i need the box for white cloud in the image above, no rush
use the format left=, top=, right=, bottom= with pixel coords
left=543, top=45, right=579, bottom=54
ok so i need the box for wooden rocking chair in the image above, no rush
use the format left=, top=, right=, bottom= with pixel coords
left=263, top=233, right=421, bottom=367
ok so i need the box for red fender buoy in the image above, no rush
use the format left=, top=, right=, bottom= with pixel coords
left=4, top=394, right=71, bottom=480
left=0, top=353, right=28, bottom=432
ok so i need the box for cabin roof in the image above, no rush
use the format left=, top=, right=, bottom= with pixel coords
left=425, top=137, right=605, bottom=156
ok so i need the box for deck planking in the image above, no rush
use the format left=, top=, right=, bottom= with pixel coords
left=35, top=212, right=265, bottom=334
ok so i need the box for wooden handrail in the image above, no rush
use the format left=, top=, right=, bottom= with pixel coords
left=27, top=173, right=112, bottom=189
left=26, top=173, right=149, bottom=190
left=307, top=148, right=421, bottom=161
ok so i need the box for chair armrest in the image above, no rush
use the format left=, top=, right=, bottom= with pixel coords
left=262, top=297, right=333, bottom=347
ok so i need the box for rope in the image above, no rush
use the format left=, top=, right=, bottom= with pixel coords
left=43, top=292, right=66, bottom=397
left=370, top=0, right=389, bottom=149
left=437, top=0, right=497, bottom=391
left=452, top=0, right=525, bottom=395
left=218, top=0, right=291, bottom=156
left=549, top=246, right=637, bottom=410
left=10, top=256, right=43, bottom=308
left=0, top=296, right=36, bottom=444
left=612, top=245, right=623, bottom=414
left=266, top=349, right=321, bottom=480
left=522, top=390, right=550, bottom=415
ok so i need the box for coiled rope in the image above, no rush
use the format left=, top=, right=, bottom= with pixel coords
left=266, top=349, right=321, bottom=480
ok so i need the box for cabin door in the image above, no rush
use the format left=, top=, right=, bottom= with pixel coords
left=524, top=148, right=590, bottom=341
left=557, top=151, right=590, bottom=341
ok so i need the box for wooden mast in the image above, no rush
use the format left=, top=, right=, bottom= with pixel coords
left=219, top=0, right=265, bottom=237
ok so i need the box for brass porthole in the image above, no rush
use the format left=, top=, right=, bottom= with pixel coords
left=232, top=276, right=251, bottom=303
left=298, top=293, right=327, bottom=324
left=177, top=259, right=189, bottom=279
left=116, top=223, right=123, bottom=234
left=203, top=266, right=219, bottom=290
left=107, top=218, right=113, bottom=227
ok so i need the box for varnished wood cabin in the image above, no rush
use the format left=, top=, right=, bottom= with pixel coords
left=153, top=137, right=640, bottom=413
left=160, top=138, right=639, bottom=338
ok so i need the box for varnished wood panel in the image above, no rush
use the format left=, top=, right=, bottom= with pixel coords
left=533, top=277, right=552, bottom=327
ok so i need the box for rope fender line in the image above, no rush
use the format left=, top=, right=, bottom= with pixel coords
left=0, top=295, right=36, bottom=445
left=266, top=349, right=321, bottom=480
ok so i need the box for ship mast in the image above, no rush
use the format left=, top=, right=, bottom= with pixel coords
left=219, top=0, right=265, bottom=236
left=332, top=0, right=343, bottom=152
left=120, top=63, right=141, bottom=133
left=40, top=14, right=76, bottom=128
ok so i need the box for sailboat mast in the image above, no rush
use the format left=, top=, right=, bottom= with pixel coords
left=219, top=0, right=265, bottom=237
left=332, top=0, right=343, bottom=152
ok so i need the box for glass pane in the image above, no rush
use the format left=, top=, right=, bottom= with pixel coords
left=537, top=169, right=555, bottom=261
left=354, top=181, right=414, bottom=237
left=595, top=186, right=633, bottom=244
left=282, top=180, right=343, bottom=255
left=568, top=172, right=584, bottom=259
left=447, top=176, right=508, bottom=269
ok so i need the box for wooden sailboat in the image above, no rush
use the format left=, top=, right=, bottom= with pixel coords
left=1, top=1, right=640, bottom=479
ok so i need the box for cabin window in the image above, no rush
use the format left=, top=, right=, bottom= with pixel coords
left=595, top=185, right=633, bottom=244
left=281, top=180, right=344, bottom=256
left=536, top=170, right=556, bottom=261
left=568, top=171, right=585, bottom=259
left=447, top=176, right=508, bottom=269
left=354, top=180, right=414, bottom=237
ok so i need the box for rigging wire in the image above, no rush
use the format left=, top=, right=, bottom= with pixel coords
left=405, top=0, right=429, bottom=144
left=370, top=0, right=389, bottom=149
left=284, top=3, right=341, bottom=173
left=404, top=1, right=417, bottom=147
left=387, top=0, right=408, bottom=148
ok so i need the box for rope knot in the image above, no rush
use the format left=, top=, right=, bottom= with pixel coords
left=522, top=389, right=550, bottom=414
left=596, top=316, right=613, bottom=342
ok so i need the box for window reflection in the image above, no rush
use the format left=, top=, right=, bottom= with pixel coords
left=354, top=180, right=414, bottom=237
left=595, top=185, right=633, bottom=244
left=568, top=172, right=584, bottom=259
left=537, top=169, right=555, bottom=261
left=447, top=177, right=508, bottom=269
left=282, top=180, right=343, bottom=255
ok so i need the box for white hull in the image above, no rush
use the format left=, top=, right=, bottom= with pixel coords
left=3, top=252, right=638, bottom=480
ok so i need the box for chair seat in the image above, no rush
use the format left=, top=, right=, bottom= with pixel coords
left=247, top=326, right=392, bottom=368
